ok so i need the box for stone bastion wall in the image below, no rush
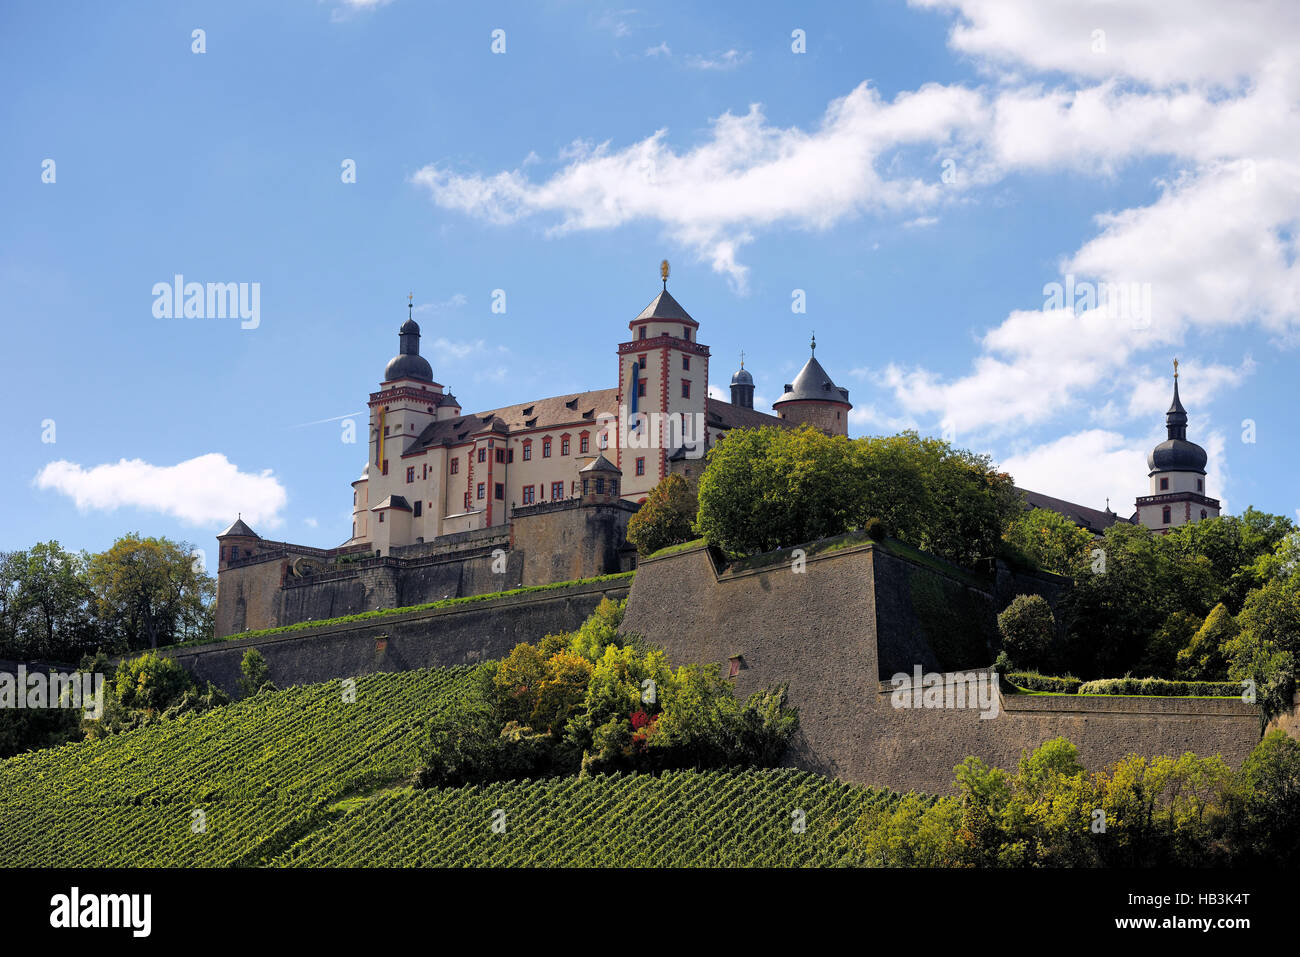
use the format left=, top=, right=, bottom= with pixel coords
left=167, top=576, right=631, bottom=695
left=618, top=540, right=1262, bottom=794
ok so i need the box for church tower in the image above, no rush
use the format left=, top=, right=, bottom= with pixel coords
left=772, top=333, right=852, bottom=436
left=616, top=261, right=709, bottom=501
left=1135, top=360, right=1220, bottom=533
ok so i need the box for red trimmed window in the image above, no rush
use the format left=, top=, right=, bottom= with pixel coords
left=450, top=457, right=459, bottom=475
left=543, top=437, right=552, bottom=457
left=682, top=355, right=690, bottom=370
left=579, top=432, right=590, bottom=454
left=561, top=435, right=571, bottom=455
left=681, top=379, right=691, bottom=399
left=495, top=449, right=506, bottom=464
left=464, top=492, right=471, bottom=510
left=637, top=379, right=646, bottom=398
left=406, top=467, right=415, bottom=483
left=381, top=459, right=389, bottom=476
left=477, top=448, right=486, bottom=463
left=1162, top=505, right=1172, bottom=524
left=639, top=327, right=647, bottom=339
left=551, top=481, right=564, bottom=500
left=522, top=485, right=535, bottom=504
left=378, top=512, right=385, bottom=523
left=1160, top=477, right=1169, bottom=490
left=477, top=482, right=485, bottom=500
left=522, top=440, right=532, bottom=461
left=638, top=354, right=647, bottom=369
left=635, top=457, right=645, bottom=476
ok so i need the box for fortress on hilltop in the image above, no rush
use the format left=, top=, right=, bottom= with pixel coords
left=214, top=265, right=1221, bottom=642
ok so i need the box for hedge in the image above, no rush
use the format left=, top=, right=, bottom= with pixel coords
left=1006, top=672, right=1082, bottom=694
left=1076, top=677, right=1243, bottom=698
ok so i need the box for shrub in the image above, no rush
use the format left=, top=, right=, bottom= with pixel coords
left=865, top=517, right=888, bottom=541
left=1177, top=603, right=1237, bottom=679
left=237, top=648, right=275, bottom=698
left=997, top=595, right=1056, bottom=671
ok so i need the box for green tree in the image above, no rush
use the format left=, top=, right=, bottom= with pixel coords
left=87, top=534, right=214, bottom=650
left=1225, top=573, right=1300, bottom=718
left=626, top=474, right=698, bottom=556
left=695, top=425, right=1018, bottom=566
left=1002, top=508, right=1095, bottom=577
left=1176, top=603, right=1238, bottom=679
left=0, top=543, right=97, bottom=660
left=997, top=594, right=1056, bottom=672
left=1225, top=730, right=1300, bottom=866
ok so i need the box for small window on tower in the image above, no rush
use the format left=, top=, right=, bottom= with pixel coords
left=1197, top=479, right=1203, bottom=491
left=682, top=355, right=690, bottom=370
left=637, top=379, right=646, bottom=398
left=1162, top=505, right=1172, bottom=524
left=636, top=457, right=645, bottom=476
left=681, top=380, right=691, bottom=399
left=382, top=460, right=389, bottom=476
left=1160, top=477, right=1169, bottom=490
left=639, top=327, right=647, bottom=340
left=413, top=501, right=422, bottom=518
left=1201, top=509, right=1208, bottom=519
left=683, top=327, right=691, bottom=340
left=638, top=355, right=647, bottom=369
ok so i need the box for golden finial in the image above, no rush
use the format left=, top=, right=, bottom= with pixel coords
left=739, top=348, right=745, bottom=369
left=1173, top=357, right=1179, bottom=381
left=660, top=259, right=670, bottom=288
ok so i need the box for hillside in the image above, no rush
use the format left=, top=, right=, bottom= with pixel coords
left=0, top=666, right=902, bottom=867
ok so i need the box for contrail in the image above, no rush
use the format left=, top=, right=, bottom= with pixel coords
left=289, top=412, right=365, bottom=428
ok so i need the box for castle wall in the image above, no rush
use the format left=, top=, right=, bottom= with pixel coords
left=214, top=505, right=631, bottom=639
left=171, top=576, right=632, bottom=695
left=620, top=542, right=1261, bottom=794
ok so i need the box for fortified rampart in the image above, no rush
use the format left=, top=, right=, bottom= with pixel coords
left=170, top=575, right=632, bottom=695
left=215, top=499, right=637, bottom=639
left=619, top=538, right=1262, bottom=794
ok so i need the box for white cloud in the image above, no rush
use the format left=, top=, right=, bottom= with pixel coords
left=411, top=81, right=987, bottom=290
left=33, top=454, right=287, bottom=528
left=645, top=42, right=671, bottom=58
left=1000, top=429, right=1147, bottom=514
left=414, top=293, right=468, bottom=314
left=304, top=517, right=319, bottom=528
left=686, top=49, right=751, bottom=71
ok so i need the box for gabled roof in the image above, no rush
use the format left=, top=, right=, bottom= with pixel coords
left=633, top=289, right=696, bottom=325
left=405, top=387, right=620, bottom=453
left=1018, top=487, right=1131, bottom=533
left=371, top=495, right=413, bottom=512
left=217, top=517, right=259, bottom=538
left=705, top=397, right=791, bottom=432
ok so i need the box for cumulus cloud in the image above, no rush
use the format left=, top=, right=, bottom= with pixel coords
left=411, top=81, right=987, bottom=290
left=33, top=454, right=287, bottom=528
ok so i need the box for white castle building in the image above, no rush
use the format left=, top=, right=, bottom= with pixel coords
left=340, top=264, right=851, bottom=555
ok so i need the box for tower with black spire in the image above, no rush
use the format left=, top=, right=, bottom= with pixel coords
left=730, top=351, right=754, bottom=409
left=1135, top=359, right=1221, bottom=533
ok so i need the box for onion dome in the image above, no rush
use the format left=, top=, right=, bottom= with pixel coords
left=384, top=307, right=433, bottom=382
left=1148, top=366, right=1208, bottom=474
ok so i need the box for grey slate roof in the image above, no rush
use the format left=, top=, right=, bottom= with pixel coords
left=774, top=354, right=850, bottom=406
left=634, top=289, right=696, bottom=324
left=371, top=495, right=413, bottom=511
left=217, top=517, right=259, bottom=538
left=579, top=452, right=622, bottom=474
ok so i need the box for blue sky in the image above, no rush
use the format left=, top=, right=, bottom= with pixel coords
left=2, top=0, right=1297, bottom=563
